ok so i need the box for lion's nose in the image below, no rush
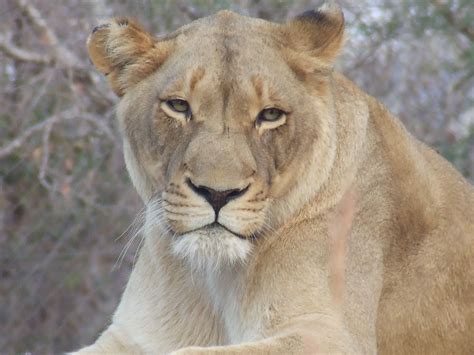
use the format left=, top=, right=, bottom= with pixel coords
left=186, top=179, right=249, bottom=214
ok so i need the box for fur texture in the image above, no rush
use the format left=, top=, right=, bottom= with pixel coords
left=76, top=3, right=474, bottom=354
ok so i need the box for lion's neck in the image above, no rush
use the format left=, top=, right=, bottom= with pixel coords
left=139, top=225, right=257, bottom=343
left=278, top=74, right=371, bottom=225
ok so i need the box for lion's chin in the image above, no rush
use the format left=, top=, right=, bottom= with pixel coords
left=171, top=224, right=253, bottom=272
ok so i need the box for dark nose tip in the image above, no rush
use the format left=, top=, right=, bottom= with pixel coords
left=186, top=179, right=249, bottom=214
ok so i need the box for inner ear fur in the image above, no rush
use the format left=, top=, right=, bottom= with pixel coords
left=282, top=2, right=345, bottom=75
left=87, top=18, right=172, bottom=96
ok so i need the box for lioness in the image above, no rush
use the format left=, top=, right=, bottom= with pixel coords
left=76, top=3, right=474, bottom=354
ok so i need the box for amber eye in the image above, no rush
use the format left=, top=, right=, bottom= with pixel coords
left=166, top=99, right=190, bottom=114
left=258, top=108, right=285, bottom=122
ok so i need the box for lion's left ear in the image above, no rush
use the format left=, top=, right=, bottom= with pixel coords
left=87, top=18, right=172, bottom=96
left=282, top=2, right=345, bottom=74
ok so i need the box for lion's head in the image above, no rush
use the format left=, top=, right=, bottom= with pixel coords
left=87, top=4, right=346, bottom=270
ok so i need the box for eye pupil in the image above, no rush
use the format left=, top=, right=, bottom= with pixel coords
left=259, top=108, right=284, bottom=122
left=167, top=99, right=189, bottom=113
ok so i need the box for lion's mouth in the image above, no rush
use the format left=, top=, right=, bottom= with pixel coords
left=188, top=222, right=247, bottom=240
left=170, top=221, right=254, bottom=269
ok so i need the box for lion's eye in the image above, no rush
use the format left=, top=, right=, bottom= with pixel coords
left=166, top=99, right=190, bottom=114
left=258, top=108, right=285, bottom=122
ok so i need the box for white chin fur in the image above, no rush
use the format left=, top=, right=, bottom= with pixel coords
left=171, top=227, right=252, bottom=272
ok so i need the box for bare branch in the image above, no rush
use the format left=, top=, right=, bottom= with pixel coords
left=453, top=69, right=474, bottom=92
left=0, top=32, right=52, bottom=64
left=79, top=112, right=116, bottom=141
left=10, top=0, right=84, bottom=68
left=178, top=2, right=202, bottom=20
left=15, top=0, right=59, bottom=46
left=38, top=118, right=54, bottom=190
left=432, top=0, right=474, bottom=43
left=0, top=0, right=115, bottom=114
left=0, top=108, right=118, bottom=160
left=0, top=108, right=78, bottom=159
left=345, top=36, right=386, bottom=75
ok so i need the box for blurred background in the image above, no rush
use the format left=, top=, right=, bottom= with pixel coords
left=0, top=0, right=472, bottom=353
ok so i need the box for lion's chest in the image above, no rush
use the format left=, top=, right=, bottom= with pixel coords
left=202, top=267, right=261, bottom=344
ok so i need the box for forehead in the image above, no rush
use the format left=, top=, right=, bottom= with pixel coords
left=156, top=12, right=295, bottom=101
left=171, top=11, right=278, bottom=47
left=167, top=12, right=286, bottom=75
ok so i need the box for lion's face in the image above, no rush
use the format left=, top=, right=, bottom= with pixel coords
left=88, top=7, right=344, bottom=269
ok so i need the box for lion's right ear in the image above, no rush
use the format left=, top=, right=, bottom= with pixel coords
left=281, top=2, right=345, bottom=76
left=87, top=18, right=172, bottom=96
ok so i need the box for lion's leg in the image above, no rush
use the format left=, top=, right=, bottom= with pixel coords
left=73, top=236, right=225, bottom=353
left=70, top=325, right=143, bottom=354
left=171, top=314, right=361, bottom=354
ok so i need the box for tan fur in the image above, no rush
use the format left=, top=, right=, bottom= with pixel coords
left=76, top=3, right=474, bottom=354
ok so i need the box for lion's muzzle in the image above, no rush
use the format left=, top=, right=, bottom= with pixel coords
left=186, top=178, right=250, bottom=215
